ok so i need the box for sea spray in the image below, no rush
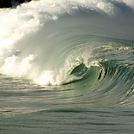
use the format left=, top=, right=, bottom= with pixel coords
left=0, top=0, right=134, bottom=86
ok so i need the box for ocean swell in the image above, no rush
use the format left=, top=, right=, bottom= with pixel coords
left=0, top=0, right=134, bottom=106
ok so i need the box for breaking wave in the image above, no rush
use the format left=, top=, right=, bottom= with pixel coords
left=0, top=0, right=134, bottom=106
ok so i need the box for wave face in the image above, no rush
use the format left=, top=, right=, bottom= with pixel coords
left=0, top=0, right=134, bottom=106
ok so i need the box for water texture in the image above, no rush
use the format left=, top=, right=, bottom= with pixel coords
left=0, top=0, right=134, bottom=133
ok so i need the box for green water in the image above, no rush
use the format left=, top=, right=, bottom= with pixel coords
left=1, top=0, right=134, bottom=133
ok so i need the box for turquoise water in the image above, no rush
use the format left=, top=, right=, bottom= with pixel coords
left=1, top=0, right=134, bottom=133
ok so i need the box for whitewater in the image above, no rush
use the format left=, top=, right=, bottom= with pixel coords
left=1, top=0, right=134, bottom=133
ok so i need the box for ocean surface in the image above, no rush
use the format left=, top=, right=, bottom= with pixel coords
left=1, top=0, right=134, bottom=133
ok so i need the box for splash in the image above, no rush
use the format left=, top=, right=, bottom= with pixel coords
left=0, top=0, right=134, bottom=86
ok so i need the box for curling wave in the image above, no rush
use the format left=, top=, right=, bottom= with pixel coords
left=0, top=0, right=134, bottom=107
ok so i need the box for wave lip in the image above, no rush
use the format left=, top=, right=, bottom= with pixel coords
left=0, top=0, right=134, bottom=107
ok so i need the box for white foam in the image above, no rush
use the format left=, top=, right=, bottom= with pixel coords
left=0, top=0, right=134, bottom=85
left=0, top=54, right=36, bottom=77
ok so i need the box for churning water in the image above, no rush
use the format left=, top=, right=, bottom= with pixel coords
left=1, top=0, right=134, bottom=133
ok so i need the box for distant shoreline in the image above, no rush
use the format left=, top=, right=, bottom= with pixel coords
left=0, top=0, right=31, bottom=8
